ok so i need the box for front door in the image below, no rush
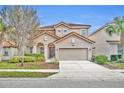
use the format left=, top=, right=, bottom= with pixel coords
left=49, top=47, right=55, bottom=58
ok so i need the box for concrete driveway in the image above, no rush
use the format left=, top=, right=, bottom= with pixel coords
left=59, top=61, right=109, bottom=72
left=49, top=61, right=124, bottom=80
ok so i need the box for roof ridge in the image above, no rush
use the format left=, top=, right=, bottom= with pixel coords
left=37, top=22, right=91, bottom=29
left=54, top=32, right=95, bottom=43
left=32, top=31, right=60, bottom=40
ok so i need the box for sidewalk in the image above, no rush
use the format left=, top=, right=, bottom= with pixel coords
left=0, top=69, right=59, bottom=72
left=111, top=69, right=124, bottom=73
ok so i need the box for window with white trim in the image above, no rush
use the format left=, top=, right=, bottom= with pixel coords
left=4, top=48, right=9, bottom=56
left=80, top=29, right=87, bottom=36
left=63, top=29, right=68, bottom=33
left=58, top=30, right=61, bottom=33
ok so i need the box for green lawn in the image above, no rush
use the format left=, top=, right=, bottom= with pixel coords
left=0, top=72, right=56, bottom=78
left=0, top=62, right=59, bottom=69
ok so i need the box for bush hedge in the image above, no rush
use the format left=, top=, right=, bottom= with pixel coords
left=9, top=56, right=36, bottom=63
left=25, top=53, right=44, bottom=61
left=50, top=58, right=59, bottom=64
left=110, top=55, right=122, bottom=61
left=9, top=56, right=20, bottom=63
left=95, top=55, right=108, bottom=65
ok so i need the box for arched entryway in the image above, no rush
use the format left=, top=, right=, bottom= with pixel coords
left=48, top=43, right=55, bottom=58
left=37, top=43, right=44, bottom=54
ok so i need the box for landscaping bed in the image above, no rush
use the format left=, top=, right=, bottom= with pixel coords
left=0, top=62, right=59, bottom=69
left=0, top=72, right=56, bottom=78
left=103, top=63, right=124, bottom=69
left=92, top=55, right=124, bottom=69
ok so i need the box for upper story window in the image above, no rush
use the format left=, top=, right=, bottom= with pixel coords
left=118, top=44, right=123, bottom=55
left=63, top=29, right=68, bottom=33
left=58, top=30, right=61, bottom=32
left=80, top=29, right=88, bottom=36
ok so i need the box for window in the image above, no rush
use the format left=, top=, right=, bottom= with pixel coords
left=30, top=47, right=33, bottom=54
left=80, top=29, right=87, bottom=36
left=4, top=48, right=9, bottom=56
left=4, top=51, right=9, bottom=56
left=58, top=30, right=61, bottom=32
left=64, top=30, right=68, bottom=33
left=40, top=47, right=44, bottom=53
left=118, top=44, right=123, bottom=55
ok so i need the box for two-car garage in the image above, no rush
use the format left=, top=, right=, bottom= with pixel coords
left=54, top=32, right=94, bottom=61
left=59, top=48, right=88, bottom=60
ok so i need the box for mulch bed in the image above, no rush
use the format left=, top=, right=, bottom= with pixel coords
left=103, top=64, right=123, bottom=69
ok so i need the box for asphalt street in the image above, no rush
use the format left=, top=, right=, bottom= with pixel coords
left=0, top=78, right=124, bottom=88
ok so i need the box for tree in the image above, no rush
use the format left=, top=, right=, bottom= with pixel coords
left=0, top=6, right=40, bottom=66
left=106, top=16, right=124, bottom=56
left=0, top=17, right=7, bottom=61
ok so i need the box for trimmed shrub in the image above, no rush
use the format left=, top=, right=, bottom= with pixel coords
left=95, top=55, right=108, bottom=65
left=9, top=56, right=36, bottom=63
left=25, top=53, right=44, bottom=61
left=24, top=56, right=36, bottom=62
left=50, top=58, right=59, bottom=64
left=9, top=56, right=20, bottom=63
left=111, top=55, right=122, bottom=61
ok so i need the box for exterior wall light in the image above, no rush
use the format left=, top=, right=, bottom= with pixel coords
left=89, top=48, right=91, bottom=51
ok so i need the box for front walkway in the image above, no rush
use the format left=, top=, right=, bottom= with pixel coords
left=49, top=61, right=124, bottom=80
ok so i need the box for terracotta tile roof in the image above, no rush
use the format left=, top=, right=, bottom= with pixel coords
left=31, top=31, right=60, bottom=40
left=2, top=40, right=16, bottom=48
left=90, top=22, right=112, bottom=36
left=68, top=23, right=91, bottom=27
left=37, top=22, right=91, bottom=30
left=54, top=32, right=95, bottom=44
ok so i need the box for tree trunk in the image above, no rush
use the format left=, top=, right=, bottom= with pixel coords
left=20, top=45, right=25, bottom=67
left=18, top=45, right=25, bottom=67
left=0, top=45, right=3, bottom=62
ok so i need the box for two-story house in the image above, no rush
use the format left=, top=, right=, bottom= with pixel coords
left=28, top=22, right=95, bottom=62
left=89, top=23, right=122, bottom=60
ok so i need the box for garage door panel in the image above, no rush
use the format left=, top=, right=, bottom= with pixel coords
left=59, top=48, right=88, bottom=60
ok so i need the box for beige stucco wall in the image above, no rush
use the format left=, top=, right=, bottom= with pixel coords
left=2, top=47, right=17, bottom=60
left=55, top=25, right=70, bottom=37
left=33, top=33, right=57, bottom=46
left=55, top=35, right=93, bottom=60
left=89, top=27, right=120, bottom=59
left=55, top=25, right=88, bottom=37
left=32, top=33, right=57, bottom=59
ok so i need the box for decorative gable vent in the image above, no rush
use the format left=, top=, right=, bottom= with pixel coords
left=44, top=36, right=48, bottom=42
left=71, top=38, right=76, bottom=46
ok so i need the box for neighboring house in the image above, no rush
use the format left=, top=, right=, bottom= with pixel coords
left=89, top=23, right=122, bottom=60
left=28, top=22, right=95, bottom=61
left=1, top=40, right=17, bottom=61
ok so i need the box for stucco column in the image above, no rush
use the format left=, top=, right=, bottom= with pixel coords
left=44, top=44, right=48, bottom=62
left=33, top=46, right=37, bottom=53
left=11, top=48, right=14, bottom=57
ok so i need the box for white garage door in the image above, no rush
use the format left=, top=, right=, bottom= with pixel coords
left=59, top=48, right=88, bottom=60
